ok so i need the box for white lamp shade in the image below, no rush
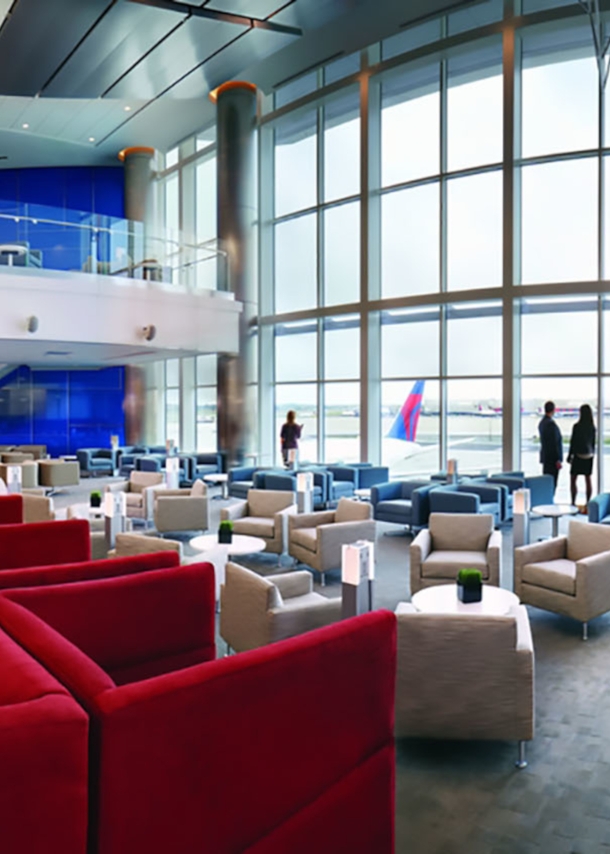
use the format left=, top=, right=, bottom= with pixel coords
left=297, top=472, right=313, bottom=492
left=514, top=488, right=531, bottom=514
left=110, top=434, right=119, bottom=449
left=104, top=491, right=127, bottom=518
left=342, top=540, right=375, bottom=585
left=165, top=456, right=180, bottom=473
left=6, top=465, right=22, bottom=494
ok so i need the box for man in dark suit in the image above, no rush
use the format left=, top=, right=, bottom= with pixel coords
left=538, top=400, right=563, bottom=493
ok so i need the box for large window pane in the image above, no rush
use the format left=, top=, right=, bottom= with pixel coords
left=447, top=303, right=502, bottom=376
left=196, top=156, right=216, bottom=242
left=381, top=380, right=440, bottom=476
left=196, top=354, right=217, bottom=385
left=166, top=359, right=180, bottom=387
left=447, top=67, right=502, bottom=171
left=381, top=183, right=439, bottom=298
left=381, top=67, right=440, bottom=186
left=164, top=174, right=179, bottom=238
left=324, top=382, right=360, bottom=463
left=447, top=379, right=502, bottom=472
left=276, top=384, right=318, bottom=464
left=521, top=298, right=598, bottom=374
left=324, top=92, right=359, bottom=201
left=275, top=214, right=317, bottom=313
left=196, top=387, right=217, bottom=449
left=275, top=323, right=317, bottom=382
left=324, top=318, right=360, bottom=380
left=521, top=158, right=598, bottom=285
left=165, top=388, right=180, bottom=446
left=275, top=112, right=317, bottom=216
left=447, top=171, right=502, bottom=290
left=381, top=309, right=440, bottom=378
left=324, top=203, right=359, bottom=306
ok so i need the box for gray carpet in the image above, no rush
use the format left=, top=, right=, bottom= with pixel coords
left=55, top=480, right=610, bottom=853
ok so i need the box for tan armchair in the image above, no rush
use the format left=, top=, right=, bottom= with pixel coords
left=105, top=471, right=164, bottom=524
left=394, top=602, right=534, bottom=768
left=288, top=497, right=376, bottom=586
left=38, top=460, right=80, bottom=490
left=0, top=461, right=38, bottom=489
left=220, top=561, right=343, bottom=653
left=23, top=493, right=55, bottom=523
left=515, top=519, right=610, bottom=640
left=220, top=489, right=296, bottom=563
left=153, top=479, right=209, bottom=534
left=109, top=532, right=183, bottom=561
left=410, top=513, right=501, bottom=595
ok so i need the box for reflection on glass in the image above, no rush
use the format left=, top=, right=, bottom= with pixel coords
left=447, top=304, right=502, bottom=375
left=275, top=113, right=317, bottom=216
left=381, top=380, right=440, bottom=476
left=324, top=382, right=360, bottom=462
left=521, top=300, right=598, bottom=375
left=324, top=92, right=360, bottom=201
left=275, top=214, right=317, bottom=314
left=276, top=384, right=318, bottom=463
left=381, top=183, right=439, bottom=297
left=275, top=325, right=317, bottom=382
left=447, top=72, right=502, bottom=171
left=196, top=386, right=217, bottom=450
left=381, top=310, right=440, bottom=378
left=447, top=171, right=502, bottom=290
left=521, top=159, right=597, bottom=285
left=447, top=379, right=502, bottom=471
left=324, top=203, right=359, bottom=306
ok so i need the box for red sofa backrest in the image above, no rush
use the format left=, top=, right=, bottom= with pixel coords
left=0, top=519, right=90, bottom=569
left=3, top=562, right=216, bottom=682
left=0, top=550, right=179, bottom=591
left=0, top=626, right=88, bottom=854
left=0, top=495, right=23, bottom=525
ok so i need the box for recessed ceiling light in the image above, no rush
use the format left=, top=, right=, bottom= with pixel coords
left=88, top=137, right=95, bottom=142
left=124, top=105, right=131, bottom=112
left=22, top=123, right=29, bottom=129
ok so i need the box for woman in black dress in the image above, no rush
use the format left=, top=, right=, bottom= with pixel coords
left=567, top=404, right=596, bottom=508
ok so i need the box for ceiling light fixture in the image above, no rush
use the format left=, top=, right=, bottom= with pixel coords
left=124, top=105, right=131, bottom=112
left=21, top=123, right=29, bottom=129
left=88, top=136, right=95, bottom=142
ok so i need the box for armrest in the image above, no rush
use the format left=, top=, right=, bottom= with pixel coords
left=105, top=482, right=128, bottom=494
left=460, top=483, right=501, bottom=503
left=289, top=510, right=336, bottom=530
left=487, top=529, right=502, bottom=555
left=576, top=550, right=610, bottom=613
left=589, top=493, right=610, bottom=523
left=515, top=536, right=567, bottom=566
left=271, top=571, right=313, bottom=599
left=486, top=529, right=503, bottom=587
left=410, top=528, right=431, bottom=564
left=221, top=501, right=248, bottom=521
left=370, top=481, right=401, bottom=505
left=395, top=602, right=417, bottom=616
left=512, top=604, right=533, bottom=653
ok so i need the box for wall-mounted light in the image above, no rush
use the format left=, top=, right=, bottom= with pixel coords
left=26, top=316, right=39, bottom=333
left=142, top=324, right=156, bottom=341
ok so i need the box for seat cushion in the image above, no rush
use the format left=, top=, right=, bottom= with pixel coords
left=522, top=559, right=577, bottom=596
left=233, top=517, right=275, bottom=538
left=280, top=591, right=328, bottom=610
left=291, top=527, right=317, bottom=551
left=125, top=493, right=143, bottom=507
left=421, top=550, right=489, bottom=580
left=377, top=499, right=412, bottom=518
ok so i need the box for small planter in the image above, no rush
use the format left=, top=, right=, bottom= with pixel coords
left=457, top=580, right=482, bottom=604
left=90, top=492, right=102, bottom=509
left=218, top=527, right=233, bottom=545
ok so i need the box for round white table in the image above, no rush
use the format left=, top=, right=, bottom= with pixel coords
left=203, top=473, right=229, bottom=499
left=0, top=243, right=27, bottom=266
left=411, top=584, right=519, bottom=617
left=354, top=488, right=371, bottom=502
left=189, top=534, right=267, bottom=606
left=531, top=503, right=579, bottom=538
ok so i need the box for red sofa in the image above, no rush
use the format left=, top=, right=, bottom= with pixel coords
left=0, top=624, right=88, bottom=854
left=0, top=564, right=396, bottom=854
left=0, top=494, right=23, bottom=524
left=0, top=518, right=90, bottom=569
left=0, top=550, right=180, bottom=591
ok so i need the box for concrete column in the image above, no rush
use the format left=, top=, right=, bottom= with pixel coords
left=213, top=81, right=258, bottom=466
left=119, top=146, right=156, bottom=222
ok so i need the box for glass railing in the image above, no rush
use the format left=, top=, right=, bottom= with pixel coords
left=0, top=202, right=225, bottom=292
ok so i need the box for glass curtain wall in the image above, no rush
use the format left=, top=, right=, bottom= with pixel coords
left=257, top=2, right=610, bottom=496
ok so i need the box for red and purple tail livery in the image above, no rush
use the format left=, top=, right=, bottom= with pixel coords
left=387, top=381, right=425, bottom=441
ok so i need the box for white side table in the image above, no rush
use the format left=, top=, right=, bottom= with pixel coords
left=354, top=488, right=371, bottom=502
left=411, top=584, right=519, bottom=617
left=189, top=533, right=266, bottom=604
left=0, top=244, right=27, bottom=266
left=203, top=473, right=229, bottom=500
left=531, top=503, right=579, bottom=538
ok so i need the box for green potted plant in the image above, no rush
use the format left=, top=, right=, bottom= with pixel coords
left=457, top=568, right=483, bottom=604
left=90, top=490, right=102, bottom=509
left=218, top=519, right=234, bottom=544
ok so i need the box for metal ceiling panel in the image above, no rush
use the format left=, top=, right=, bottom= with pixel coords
left=0, top=0, right=114, bottom=96
left=43, top=3, right=185, bottom=98
left=206, top=0, right=288, bottom=17
left=105, top=14, right=248, bottom=100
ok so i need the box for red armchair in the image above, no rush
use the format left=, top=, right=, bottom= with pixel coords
left=0, top=494, right=23, bottom=524
left=0, top=563, right=396, bottom=854
left=0, top=625, right=88, bottom=854
left=0, top=518, right=90, bottom=569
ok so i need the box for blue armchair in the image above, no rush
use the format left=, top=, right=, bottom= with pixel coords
left=589, top=493, right=610, bottom=524
left=228, top=466, right=260, bottom=499
left=486, top=472, right=555, bottom=517
left=259, top=471, right=326, bottom=509
left=370, top=480, right=437, bottom=530
left=429, top=483, right=503, bottom=526
left=76, top=448, right=116, bottom=476
left=117, top=445, right=149, bottom=477
left=326, top=464, right=390, bottom=491
left=189, top=453, right=223, bottom=482
left=135, top=454, right=190, bottom=486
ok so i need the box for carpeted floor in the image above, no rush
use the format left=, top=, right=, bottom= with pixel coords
left=55, top=479, right=610, bottom=853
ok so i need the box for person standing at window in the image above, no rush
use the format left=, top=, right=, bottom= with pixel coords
left=538, top=401, right=563, bottom=494
left=280, top=410, right=302, bottom=468
left=567, top=403, right=596, bottom=510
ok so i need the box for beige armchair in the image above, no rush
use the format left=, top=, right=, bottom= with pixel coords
left=0, top=461, right=38, bottom=489
left=38, top=460, right=80, bottom=491
left=394, top=602, right=534, bottom=768
left=410, top=513, right=501, bottom=595
left=220, top=561, right=343, bottom=653
left=288, top=497, right=376, bottom=586
left=153, top=479, right=210, bottom=534
left=220, top=489, right=296, bottom=563
left=105, top=471, right=164, bottom=524
left=515, top=519, right=610, bottom=640
left=109, top=532, right=183, bottom=561
left=23, top=493, right=55, bottom=523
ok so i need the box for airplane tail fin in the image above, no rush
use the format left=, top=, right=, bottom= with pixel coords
left=387, top=380, right=425, bottom=441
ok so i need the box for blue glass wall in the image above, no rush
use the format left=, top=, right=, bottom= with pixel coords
left=0, top=167, right=124, bottom=218
left=0, top=366, right=125, bottom=456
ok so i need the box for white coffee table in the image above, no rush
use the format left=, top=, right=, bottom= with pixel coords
left=411, top=584, right=519, bottom=617
left=354, top=488, right=371, bottom=502
left=203, top=473, right=229, bottom=499
left=189, top=533, right=267, bottom=605
left=531, top=503, right=579, bottom=538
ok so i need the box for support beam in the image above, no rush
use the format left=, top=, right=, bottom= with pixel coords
left=126, top=0, right=303, bottom=36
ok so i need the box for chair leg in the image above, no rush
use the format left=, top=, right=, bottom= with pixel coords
left=320, top=572, right=326, bottom=587
left=515, top=740, right=527, bottom=770
left=583, top=621, right=588, bottom=641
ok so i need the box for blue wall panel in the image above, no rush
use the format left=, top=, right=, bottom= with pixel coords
left=0, top=366, right=125, bottom=457
left=0, top=166, right=124, bottom=218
